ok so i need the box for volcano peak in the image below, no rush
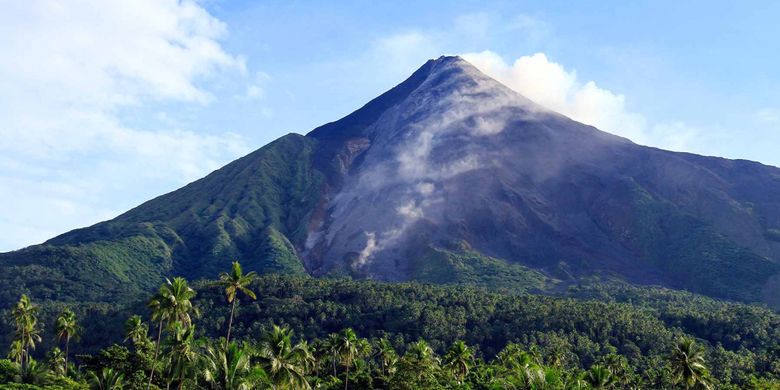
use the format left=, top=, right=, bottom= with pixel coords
left=5, top=55, right=780, bottom=309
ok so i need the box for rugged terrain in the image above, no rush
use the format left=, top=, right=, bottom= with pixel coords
left=3, top=56, right=780, bottom=307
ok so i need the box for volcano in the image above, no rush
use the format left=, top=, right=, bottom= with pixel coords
left=3, top=56, right=780, bottom=307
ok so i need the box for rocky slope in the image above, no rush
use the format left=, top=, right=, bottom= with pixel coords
left=3, top=56, right=780, bottom=307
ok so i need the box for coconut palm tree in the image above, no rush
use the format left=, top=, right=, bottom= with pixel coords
left=146, top=311, right=165, bottom=388
left=8, top=339, right=24, bottom=365
left=147, top=277, right=197, bottom=390
left=165, top=323, right=199, bottom=390
left=526, top=366, right=563, bottom=390
left=443, top=340, right=472, bottom=384
left=337, top=328, right=360, bottom=390
left=393, top=340, right=440, bottom=388
left=11, top=295, right=40, bottom=370
left=598, top=353, right=632, bottom=388
left=497, top=343, right=536, bottom=371
left=124, top=315, right=149, bottom=347
left=55, top=308, right=79, bottom=371
left=212, top=261, right=258, bottom=346
left=89, top=367, right=125, bottom=390
left=669, top=338, right=712, bottom=390
left=163, top=277, right=198, bottom=327
left=256, top=324, right=311, bottom=389
left=19, top=326, right=41, bottom=369
left=296, top=340, right=317, bottom=377
left=564, top=375, right=589, bottom=390
left=406, top=340, right=438, bottom=364
left=147, top=287, right=170, bottom=390
left=324, top=333, right=341, bottom=377
left=374, top=338, right=397, bottom=378
left=46, top=347, right=67, bottom=376
left=202, top=341, right=264, bottom=390
left=585, top=364, right=614, bottom=389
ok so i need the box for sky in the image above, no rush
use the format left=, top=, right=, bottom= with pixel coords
left=1, top=0, right=780, bottom=251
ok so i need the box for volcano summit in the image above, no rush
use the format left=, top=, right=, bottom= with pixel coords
left=3, top=56, right=780, bottom=307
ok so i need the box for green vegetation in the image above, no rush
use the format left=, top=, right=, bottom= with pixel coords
left=597, top=178, right=780, bottom=303
left=0, top=134, right=321, bottom=312
left=409, top=243, right=552, bottom=292
left=2, top=130, right=780, bottom=339
left=211, top=262, right=258, bottom=346
left=54, top=309, right=79, bottom=371
left=4, top=262, right=780, bottom=389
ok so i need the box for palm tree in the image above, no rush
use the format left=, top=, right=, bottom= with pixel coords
left=202, top=341, right=264, bottom=390
left=599, top=353, right=632, bottom=387
left=526, top=366, right=562, bottom=390
left=212, top=261, right=258, bottom=347
left=89, top=367, right=125, bottom=390
left=337, top=328, right=359, bottom=390
left=147, top=277, right=198, bottom=390
left=125, top=315, right=149, bottom=347
left=256, top=324, right=311, bottom=389
left=19, top=357, right=48, bottom=386
left=147, top=287, right=170, bottom=390
left=395, top=340, right=440, bottom=387
left=297, top=340, right=317, bottom=375
left=406, top=340, right=437, bottom=364
left=46, top=347, right=67, bottom=376
left=8, top=339, right=24, bottom=365
left=669, top=338, right=712, bottom=390
left=55, top=308, right=79, bottom=370
left=585, top=364, right=614, bottom=389
left=374, top=338, right=397, bottom=378
left=443, top=340, right=472, bottom=384
left=11, top=295, right=41, bottom=370
left=497, top=343, right=536, bottom=371
left=324, top=333, right=341, bottom=377
left=164, top=277, right=199, bottom=327
left=564, top=375, right=589, bottom=390
left=165, top=323, right=199, bottom=390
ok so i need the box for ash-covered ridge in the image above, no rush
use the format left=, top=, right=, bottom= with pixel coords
left=304, top=56, right=630, bottom=278
left=304, top=56, right=780, bottom=306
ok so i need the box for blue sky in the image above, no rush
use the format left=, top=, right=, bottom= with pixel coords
left=1, top=0, right=779, bottom=251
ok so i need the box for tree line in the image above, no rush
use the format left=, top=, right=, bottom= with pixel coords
left=2, top=262, right=780, bottom=389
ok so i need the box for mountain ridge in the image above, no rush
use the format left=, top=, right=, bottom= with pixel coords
left=3, top=55, right=780, bottom=309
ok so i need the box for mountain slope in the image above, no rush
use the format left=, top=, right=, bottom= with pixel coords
left=302, top=56, right=780, bottom=304
left=0, top=134, right=322, bottom=304
left=2, top=56, right=780, bottom=308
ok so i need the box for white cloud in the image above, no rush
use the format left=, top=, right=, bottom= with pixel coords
left=0, top=0, right=248, bottom=250
left=462, top=50, right=700, bottom=151
left=462, top=51, right=646, bottom=142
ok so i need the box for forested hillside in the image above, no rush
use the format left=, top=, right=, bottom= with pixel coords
left=3, top=263, right=780, bottom=389
left=4, top=56, right=780, bottom=390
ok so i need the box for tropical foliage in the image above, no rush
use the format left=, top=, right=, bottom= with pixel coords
left=3, top=263, right=780, bottom=389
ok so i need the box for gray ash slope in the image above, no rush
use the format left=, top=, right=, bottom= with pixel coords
left=305, top=56, right=780, bottom=303
left=3, top=55, right=780, bottom=307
